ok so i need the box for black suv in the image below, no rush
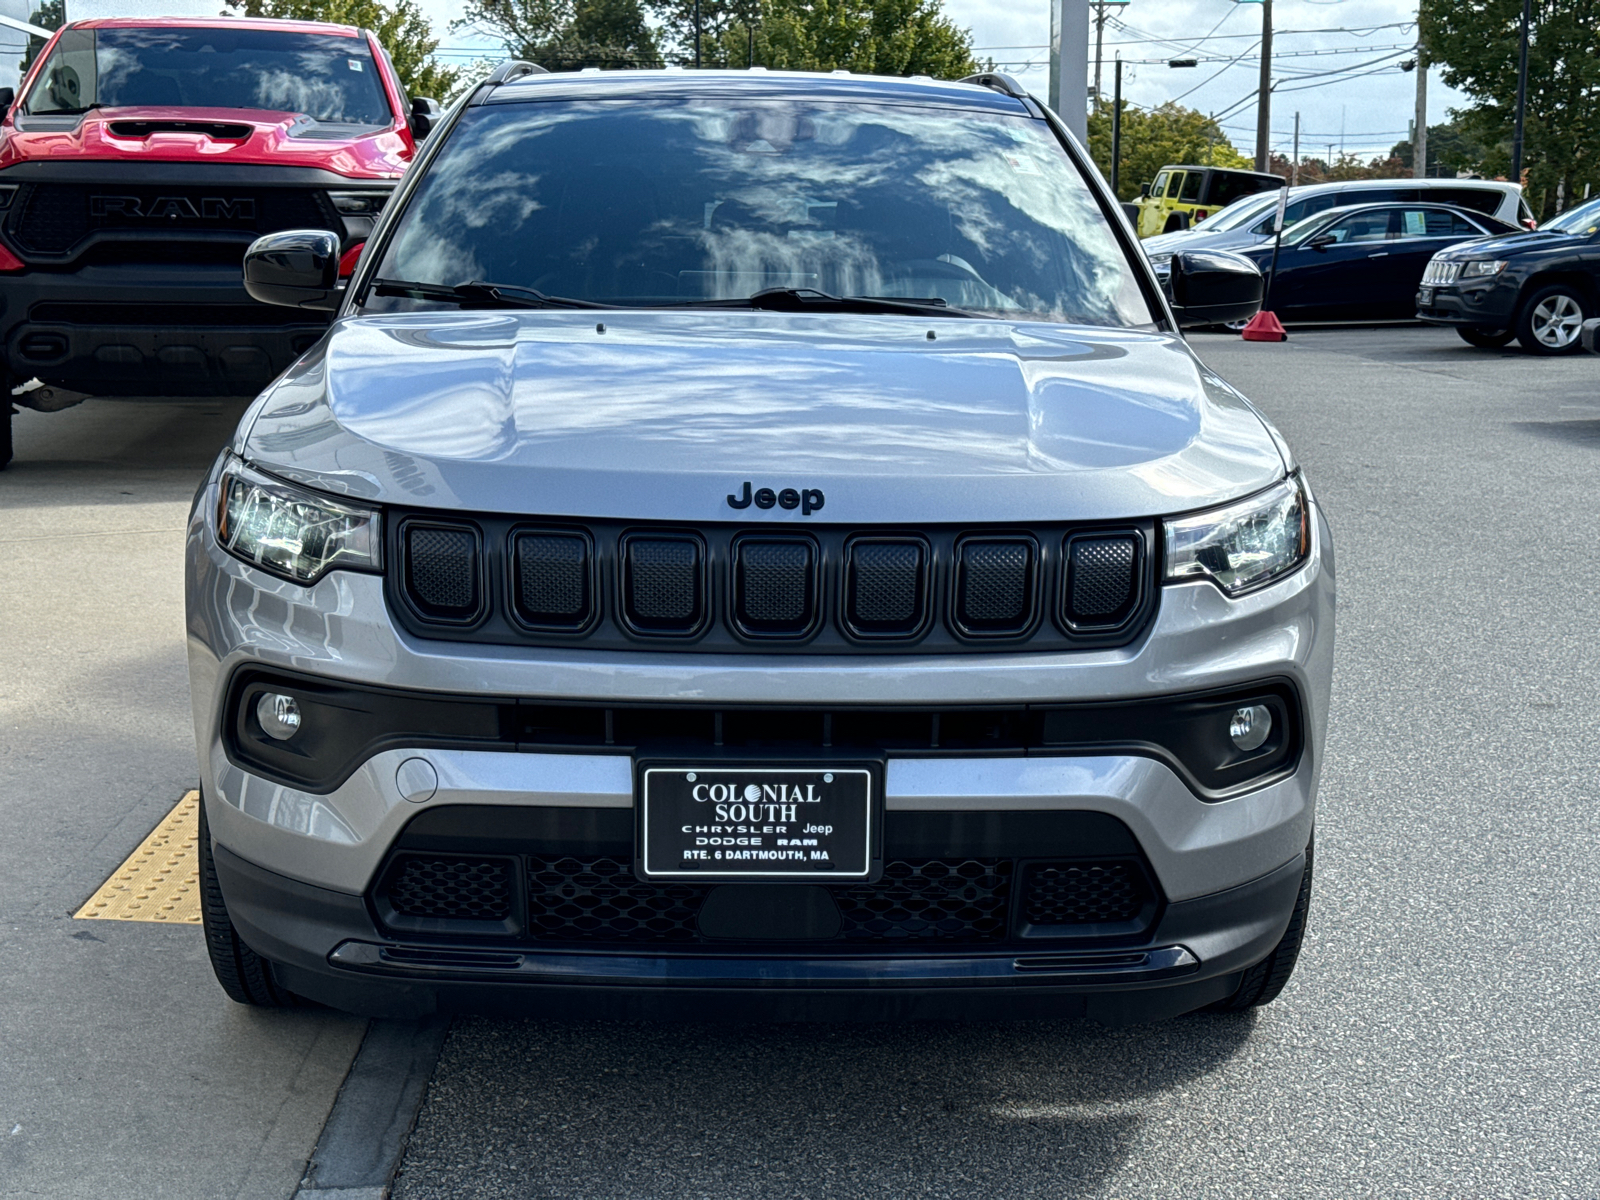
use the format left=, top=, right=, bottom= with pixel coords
left=1417, top=196, right=1600, bottom=354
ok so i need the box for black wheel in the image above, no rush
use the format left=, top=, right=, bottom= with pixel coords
left=1456, top=326, right=1515, bottom=349
left=199, top=795, right=297, bottom=1007
left=1515, top=284, right=1589, bottom=355
left=1207, top=837, right=1314, bottom=1012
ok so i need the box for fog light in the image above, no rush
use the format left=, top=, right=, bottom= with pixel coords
left=1229, top=705, right=1271, bottom=752
left=257, top=692, right=302, bottom=740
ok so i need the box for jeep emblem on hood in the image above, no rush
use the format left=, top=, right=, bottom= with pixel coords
left=727, top=481, right=825, bottom=515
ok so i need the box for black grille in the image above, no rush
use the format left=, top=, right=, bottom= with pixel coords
left=527, top=856, right=709, bottom=942
left=387, top=857, right=513, bottom=920
left=845, top=538, right=927, bottom=636
left=1021, top=861, right=1147, bottom=926
left=623, top=535, right=703, bottom=632
left=405, top=524, right=480, bottom=620
left=1066, top=535, right=1139, bottom=626
left=835, top=859, right=1012, bottom=941
left=513, top=532, right=591, bottom=629
left=6, top=183, right=337, bottom=256
left=954, top=538, right=1035, bottom=635
left=734, top=538, right=815, bottom=635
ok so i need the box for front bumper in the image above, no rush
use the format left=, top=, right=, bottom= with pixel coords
left=1416, top=278, right=1518, bottom=328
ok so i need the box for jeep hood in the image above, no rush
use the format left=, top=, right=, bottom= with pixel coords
left=0, top=107, right=409, bottom=177
left=241, top=311, right=1287, bottom=525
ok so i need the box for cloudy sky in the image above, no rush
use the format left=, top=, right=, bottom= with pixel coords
left=72, top=0, right=1458, bottom=163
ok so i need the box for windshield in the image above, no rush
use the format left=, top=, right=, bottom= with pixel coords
left=1541, top=197, right=1600, bottom=235
left=1192, top=193, right=1275, bottom=232
left=364, top=99, right=1155, bottom=325
left=25, top=26, right=391, bottom=125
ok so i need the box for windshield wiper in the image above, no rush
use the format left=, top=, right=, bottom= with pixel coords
left=663, top=287, right=978, bottom=318
left=370, top=279, right=611, bottom=310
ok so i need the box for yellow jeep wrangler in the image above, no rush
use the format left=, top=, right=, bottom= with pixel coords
left=1134, top=165, right=1284, bottom=238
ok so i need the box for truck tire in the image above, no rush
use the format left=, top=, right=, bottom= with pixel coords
left=1456, top=326, right=1515, bottom=348
left=1206, top=836, right=1314, bottom=1012
left=198, top=796, right=298, bottom=1007
left=1515, top=284, right=1589, bottom=355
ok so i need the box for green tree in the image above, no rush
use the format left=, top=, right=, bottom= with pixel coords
left=233, top=0, right=462, bottom=98
left=1421, top=0, right=1600, bottom=215
left=1388, top=118, right=1495, bottom=178
left=1089, top=99, right=1252, bottom=202
left=456, top=0, right=659, bottom=70
left=21, top=0, right=64, bottom=76
left=651, top=0, right=755, bottom=65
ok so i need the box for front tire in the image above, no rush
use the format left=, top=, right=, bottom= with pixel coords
left=1456, top=326, right=1515, bottom=349
left=199, top=796, right=298, bottom=1007
left=1516, top=284, right=1589, bottom=355
left=1207, top=837, right=1314, bottom=1012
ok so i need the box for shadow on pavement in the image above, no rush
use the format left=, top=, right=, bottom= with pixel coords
left=394, top=1012, right=1259, bottom=1199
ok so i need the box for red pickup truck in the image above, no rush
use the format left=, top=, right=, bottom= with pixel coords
left=0, top=16, right=440, bottom=467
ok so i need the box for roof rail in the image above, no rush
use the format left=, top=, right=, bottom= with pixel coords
left=957, top=72, right=1029, bottom=99
left=485, top=60, right=549, bottom=85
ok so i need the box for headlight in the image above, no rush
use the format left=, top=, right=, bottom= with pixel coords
left=1461, top=259, right=1508, bottom=277
left=215, top=457, right=382, bottom=585
left=1147, top=252, right=1173, bottom=276
left=327, top=190, right=388, bottom=215
left=1164, top=476, right=1309, bottom=596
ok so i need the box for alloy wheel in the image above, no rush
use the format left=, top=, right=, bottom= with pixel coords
left=1532, top=294, right=1584, bottom=348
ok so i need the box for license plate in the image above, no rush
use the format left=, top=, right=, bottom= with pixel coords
left=637, top=764, right=877, bottom=881
left=1419, top=286, right=1434, bottom=305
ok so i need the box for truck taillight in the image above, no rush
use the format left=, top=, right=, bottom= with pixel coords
left=1194, top=209, right=1208, bottom=221
left=0, top=243, right=22, bottom=272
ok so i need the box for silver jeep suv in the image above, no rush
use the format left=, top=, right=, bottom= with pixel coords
left=187, top=65, right=1331, bottom=1023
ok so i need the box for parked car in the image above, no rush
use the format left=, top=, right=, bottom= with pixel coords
left=1143, top=177, right=1531, bottom=260
left=1133, top=164, right=1284, bottom=237
left=1417, top=195, right=1600, bottom=354
left=1214, top=202, right=1517, bottom=321
left=187, top=65, right=1332, bottom=1026
left=0, top=16, right=442, bottom=468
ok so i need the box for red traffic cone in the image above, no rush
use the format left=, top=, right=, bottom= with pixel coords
left=1241, top=310, right=1287, bottom=342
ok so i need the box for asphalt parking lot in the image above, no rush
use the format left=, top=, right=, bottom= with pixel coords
left=4, top=325, right=1599, bottom=1198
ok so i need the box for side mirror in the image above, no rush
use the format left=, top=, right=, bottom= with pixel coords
left=0, top=87, right=14, bottom=115
left=1139, top=183, right=1151, bottom=198
left=243, top=229, right=341, bottom=310
left=1168, top=250, right=1263, bottom=329
left=410, top=96, right=442, bottom=139
left=1307, top=233, right=1337, bottom=252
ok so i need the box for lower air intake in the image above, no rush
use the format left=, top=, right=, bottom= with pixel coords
left=835, top=859, right=1012, bottom=941
left=386, top=856, right=513, bottom=921
left=527, top=856, right=708, bottom=942
left=1020, top=861, right=1148, bottom=926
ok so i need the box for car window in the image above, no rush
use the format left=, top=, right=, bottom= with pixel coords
left=1165, top=172, right=1185, bottom=199
left=1150, top=171, right=1169, bottom=199
left=25, top=25, right=390, bottom=124
left=1316, top=210, right=1393, bottom=244
left=1338, top=188, right=1412, bottom=207
left=1429, top=187, right=1501, bottom=215
left=1393, top=208, right=1482, bottom=239
left=1254, top=192, right=1337, bottom=234
left=1208, top=172, right=1278, bottom=208
left=366, top=99, right=1157, bottom=327
left=1193, top=193, right=1274, bottom=231
left=1179, top=171, right=1204, bottom=202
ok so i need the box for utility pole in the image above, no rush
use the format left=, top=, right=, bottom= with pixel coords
left=1111, top=54, right=1123, bottom=195
left=1511, top=0, right=1531, bottom=182
left=1292, top=111, right=1300, bottom=185
left=1412, top=41, right=1428, bottom=178
left=694, top=0, right=702, bottom=68
left=1254, top=0, right=1273, bottom=172
left=1090, top=1, right=1131, bottom=102
left=1049, top=0, right=1091, bottom=143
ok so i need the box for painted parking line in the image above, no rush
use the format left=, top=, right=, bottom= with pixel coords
left=75, top=790, right=202, bottom=923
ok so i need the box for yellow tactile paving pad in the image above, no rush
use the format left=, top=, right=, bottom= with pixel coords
left=75, top=790, right=203, bottom=924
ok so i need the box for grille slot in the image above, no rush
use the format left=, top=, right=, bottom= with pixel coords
left=734, top=538, right=816, bottom=636
left=404, top=524, right=481, bottom=621
left=954, top=537, right=1036, bottom=635
left=835, top=859, right=1013, bottom=942
left=527, top=856, right=710, bottom=942
left=387, top=856, right=513, bottom=921
left=1065, top=535, right=1139, bottom=627
left=623, top=535, right=704, bottom=634
left=845, top=538, right=927, bottom=636
left=1020, top=860, right=1149, bottom=927
left=512, top=531, right=591, bottom=630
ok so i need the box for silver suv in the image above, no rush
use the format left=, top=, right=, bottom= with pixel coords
left=187, top=65, right=1331, bottom=1024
